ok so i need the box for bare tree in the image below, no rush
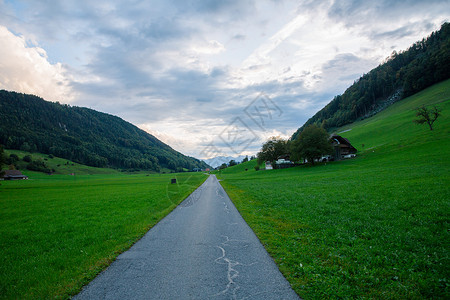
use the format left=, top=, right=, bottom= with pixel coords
left=413, top=105, right=442, bottom=131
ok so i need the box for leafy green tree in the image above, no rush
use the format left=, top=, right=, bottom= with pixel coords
left=26, top=159, right=51, bottom=173
left=219, top=163, right=227, bottom=170
left=9, top=154, right=19, bottom=163
left=291, top=124, right=332, bottom=165
left=413, top=105, right=442, bottom=130
left=20, top=142, right=31, bottom=152
left=229, top=160, right=237, bottom=167
left=242, top=156, right=249, bottom=163
left=257, top=137, right=289, bottom=165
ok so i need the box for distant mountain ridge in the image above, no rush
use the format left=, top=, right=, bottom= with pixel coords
left=0, top=91, right=209, bottom=172
left=203, top=155, right=247, bottom=168
left=292, top=22, right=450, bottom=139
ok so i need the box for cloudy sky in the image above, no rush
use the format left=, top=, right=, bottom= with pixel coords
left=0, top=0, right=448, bottom=159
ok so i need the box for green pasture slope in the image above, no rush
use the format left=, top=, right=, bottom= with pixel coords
left=219, top=80, right=450, bottom=299
left=4, top=149, right=121, bottom=175
left=0, top=171, right=207, bottom=299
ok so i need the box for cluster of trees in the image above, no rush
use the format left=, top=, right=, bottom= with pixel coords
left=258, top=125, right=332, bottom=166
left=22, top=155, right=54, bottom=173
left=218, top=155, right=254, bottom=170
left=0, top=91, right=209, bottom=172
left=292, top=22, right=450, bottom=139
left=0, top=151, right=54, bottom=174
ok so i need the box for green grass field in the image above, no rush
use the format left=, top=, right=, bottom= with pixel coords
left=218, top=80, right=450, bottom=299
left=0, top=171, right=207, bottom=299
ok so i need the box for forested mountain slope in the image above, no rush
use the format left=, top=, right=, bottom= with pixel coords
left=0, top=91, right=208, bottom=172
left=292, top=22, right=450, bottom=139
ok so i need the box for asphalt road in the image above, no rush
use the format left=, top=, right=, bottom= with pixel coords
left=74, top=175, right=300, bottom=299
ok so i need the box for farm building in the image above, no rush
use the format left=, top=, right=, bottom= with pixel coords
left=275, top=155, right=295, bottom=169
left=330, top=135, right=357, bottom=160
left=1, top=170, right=28, bottom=180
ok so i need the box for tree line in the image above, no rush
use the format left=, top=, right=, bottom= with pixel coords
left=258, top=125, right=332, bottom=167
left=0, top=91, right=209, bottom=172
left=292, top=22, right=450, bottom=139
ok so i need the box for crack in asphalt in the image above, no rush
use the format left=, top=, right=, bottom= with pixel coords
left=215, top=187, right=231, bottom=214
left=212, top=235, right=257, bottom=299
left=223, top=202, right=230, bottom=214
left=213, top=245, right=240, bottom=299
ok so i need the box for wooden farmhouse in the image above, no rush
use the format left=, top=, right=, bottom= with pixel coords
left=330, top=135, right=357, bottom=160
left=1, top=170, right=28, bottom=180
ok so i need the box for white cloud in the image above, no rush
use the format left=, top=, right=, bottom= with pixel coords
left=139, top=118, right=228, bottom=158
left=191, top=40, right=226, bottom=54
left=0, top=26, right=73, bottom=103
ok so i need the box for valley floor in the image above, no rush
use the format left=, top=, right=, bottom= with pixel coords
left=75, top=175, right=299, bottom=299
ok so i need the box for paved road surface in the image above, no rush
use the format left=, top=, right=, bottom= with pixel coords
left=74, top=175, right=300, bottom=299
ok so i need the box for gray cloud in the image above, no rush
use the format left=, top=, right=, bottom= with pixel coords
left=322, top=53, right=360, bottom=70
left=327, top=0, right=447, bottom=21
left=232, top=34, right=246, bottom=41
left=296, top=0, right=449, bottom=43
left=369, top=21, right=437, bottom=40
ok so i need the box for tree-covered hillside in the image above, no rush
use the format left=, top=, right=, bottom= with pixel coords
left=292, top=22, right=450, bottom=139
left=0, top=91, right=208, bottom=172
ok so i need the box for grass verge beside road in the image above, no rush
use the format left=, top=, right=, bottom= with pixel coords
left=218, top=81, right=450, bottom=299
left=0, top=172, right=207, bottom=299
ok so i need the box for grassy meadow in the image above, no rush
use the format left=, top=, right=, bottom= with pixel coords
left=0, top=171, right=207, bottom=299
left=218, top=80, right=450, bottom=298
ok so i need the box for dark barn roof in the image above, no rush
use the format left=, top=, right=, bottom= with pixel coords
left=2, top=170, right=28, bottom=180
left=330, top=135, right=357, bottom=161
left=330, top=135, right=357, bottom=152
